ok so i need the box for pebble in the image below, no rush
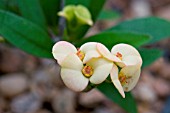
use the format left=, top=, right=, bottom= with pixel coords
left=40, top=59, right=63, bottom=87
left=0, top=44, right=25, bottom=73
left=131, top=0, right=151, bottom=17
left=148, top=58, right=163, bottom=75
left=35, top=109, right=52, bottom=113
left=159, top=62, right=170, bottom=80
left=153, top=78, right=170, bottom=97
left=52, top=89, right=76, bottom=113
left=79, top=89, right=106, bottom=108
left=133, top=82, right=157, bottom=102
left=0, top=97, right=8, bottom=112
left=157, top=5, right=170, bottom=20
left=0, top=73, right=28, bottom=97
left=93, top=106, right=115, bottom=113
left=149, top=58, right=170, bottom=80
left=152, top=100, right=164, bottom=113
left=0, top=44, right=39, bottom=74
left=11, top=92, right=42, bottom=113
left=31, top=70, right=60, bottom=100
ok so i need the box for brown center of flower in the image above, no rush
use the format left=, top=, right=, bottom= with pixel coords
left=76, top=49, right=85, bottom=61
left=118, top=72, right=132, bottom=86
left=82, top=65, right=93, bottom=78
left=116, top=52, right=123, bottom=60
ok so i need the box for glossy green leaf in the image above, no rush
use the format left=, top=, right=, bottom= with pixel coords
left=17, top=0, right=46, bottom=29
left=0, top=10, right=53, bottom=58
left=98, top=82, right=137, bottom=113
left=65, top=0, right=90, bottom=7
left=76, top=31, right=150, bottom=49
left=0, top=0, right=19, bottom=13
left=139, top=48, right=163, bottom=67
left=98, top=9, right=120, bottom=20
left=0, top=0, right=5, bottom=9
left=107, top=17, right=170, bottom=43
left=40, top=0, right=60, bottom=27
left=88, top=0, right=106, bottom=21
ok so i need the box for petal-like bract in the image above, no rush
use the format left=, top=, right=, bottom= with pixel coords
left=61, top=68, right=89, bottom=91
left=97, top=43, right=121, bottom=62
left=87, top=58, right=113, bottom=84
left=80, top=42, right=101, bottom=63
left=119, top=65, right=141, bottom=92
left=111, top=43, right=142, bottom=67
left=110, top=63, right=125, bottom=98
left=52, top=41, right=77, bottom=65
left=60, top=53, right=83, bottom=70
left=111, top=43, right=140, bottom=57
left=123, top=55, right=142, bottom=67
left=60, top=54, right=89, bottom=91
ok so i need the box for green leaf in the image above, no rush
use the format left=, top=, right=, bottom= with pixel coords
left=0, top=0, right=5, bottom=10
left=65, top=0, right=90, bottom=7
left=17, top=0, right=46, bottom=29
left=76, top=31, right=150, bottom=49
left=0, top=10, right=53, bottom=58
left=40, top=0, right=60, bottom=27
left=0, top=0, right=19, bottom=13
left=139, top=48, right=163, bottom=68
left=98, top=9, right=120, bottom=20
left=98, top=82, right=137, bottom=113
left=107, top=17, right=170, bottom=43
left=88, top=0, right=106, bottom=21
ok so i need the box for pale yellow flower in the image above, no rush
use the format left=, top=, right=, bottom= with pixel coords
left=97, top=43, right=142, bottom=98
left=52, top=41, right=112, bottom=91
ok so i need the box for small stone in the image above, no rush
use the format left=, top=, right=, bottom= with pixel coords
left=149, top=57, right=170, bottom=80
left=133, top=82, right=157, bottom=102
left=159, top=61, right=170, bottom=80
left=30, top=69, right=60, bottom=100
left=93, top=106, right=115, bottom=113
left=0, top=44, right=39, bottom=74
left=35, top=109, right=52, bottom=113
left=79, top=89, right=106, bottom=108
left=0, top=44, right=25, bottom=73
left=149, top=58, right=163, bottom=75
left=138, top=103, right=157, bottom=113
left=23, top=55, right=39, bottom=74
left=131, top=0, right=151, bottom=17
left=0, top=97, right=8, bottom=112
left=40, top=59, right=63, bottom=87
left=153, top=78, right=170, bottom=97
left=0, top=73, right=28, bottom=97
left=11, top=92, right=42, bottom=113
left=52, top=89, right=76, bottom=113
left=152, top=100, right=164, bottom=113
left=141, top=70, right=155, bottom=85
left=156, top=5, right=170, bottom=20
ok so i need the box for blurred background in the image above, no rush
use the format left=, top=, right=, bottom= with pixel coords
left=0, top=0, right=170, bottom=113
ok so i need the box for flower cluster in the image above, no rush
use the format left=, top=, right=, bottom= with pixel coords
left=52, top=41, right=142, bottom=98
